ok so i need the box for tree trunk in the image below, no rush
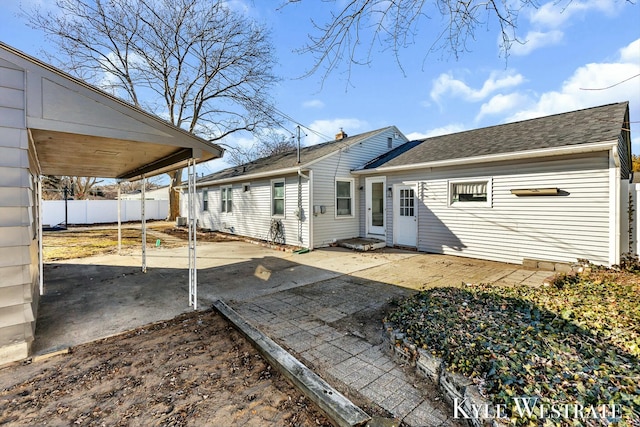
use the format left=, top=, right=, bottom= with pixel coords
left=168, top=169, right=182, bottom=221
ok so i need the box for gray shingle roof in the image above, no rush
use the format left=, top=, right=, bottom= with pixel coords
left=364, top=102, right=629, bottom=169
left=199, top=126, right=395, bottom=183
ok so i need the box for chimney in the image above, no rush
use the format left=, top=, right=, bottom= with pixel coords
left=335, top=128, right=348, bottom=140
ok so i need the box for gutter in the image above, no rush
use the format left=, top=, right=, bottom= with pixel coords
left=191, top=166, right=304, bottom=188
left=351, top=140, right=618, bottom=174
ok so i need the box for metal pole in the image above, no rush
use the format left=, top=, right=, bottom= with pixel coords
left=141, top=176, right=147, bottom=273
left=64, top=186, right=68, bottom=229
left=296, top=125, right=301, bottom=164
left=187, top=160, right=197, bottom=309
left=37, top=176, right=44, bottom=295
left=117, top=182, right=122, bottom=255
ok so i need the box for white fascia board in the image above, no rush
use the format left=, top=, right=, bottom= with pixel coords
left=193, top=166, right=304, bottom=188
left=351, top=140, right=618, bottom=175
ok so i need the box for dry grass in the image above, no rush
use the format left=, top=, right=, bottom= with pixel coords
left=43, top=223, right=185, bottom=262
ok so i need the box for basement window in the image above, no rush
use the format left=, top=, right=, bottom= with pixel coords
left=448, top=178, right=492, bottom=207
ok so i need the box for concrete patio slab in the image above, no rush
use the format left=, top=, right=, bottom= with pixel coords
left=33, top=239, right=552, bottom=426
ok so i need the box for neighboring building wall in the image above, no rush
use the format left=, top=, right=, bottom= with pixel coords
left=186, top=173, right=310, bottom=247
left=0, top=58, right=39, bottom=363
left=376, top=152, right=612, bottom=265
left=312, top=128, right=406, bottom=247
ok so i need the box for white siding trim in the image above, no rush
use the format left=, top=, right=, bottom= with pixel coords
left=609, top=148, right=621, bottom=265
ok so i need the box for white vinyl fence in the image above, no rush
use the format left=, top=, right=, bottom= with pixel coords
left=43, top=199, right=168, bottom=226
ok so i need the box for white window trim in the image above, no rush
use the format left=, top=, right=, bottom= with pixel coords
left=271, top=178, right=286, bottom=218
left=335, top=178, right=355, bottom=219
left=221, top=185, right=233, bottom=214
left=242, top=182, right=251, bottom=193
left=202, top=189, right=209, bottom=212
left=447, top=177, right=493, bottom=208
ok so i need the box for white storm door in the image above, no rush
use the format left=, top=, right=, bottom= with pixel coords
left=394, top=184, right=417, bottom=247
left=366, top=177, right=385, bottom=236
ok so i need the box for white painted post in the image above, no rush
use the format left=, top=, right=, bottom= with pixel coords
left=188, top=160, right=197, bottom=309
left=117, top=182, right=122, bottom=255
left=141, top=176, right=147, bottom=273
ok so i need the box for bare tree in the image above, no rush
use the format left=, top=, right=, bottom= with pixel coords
left=43, top=176, right=104, bottom=200
left=25, top=0, right=280, bottom=219
left=227, top=130, right=299, bottom=166
left=282, top=0, right=539, bottom=82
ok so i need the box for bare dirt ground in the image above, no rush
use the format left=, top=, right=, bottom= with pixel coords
left=0, top=309, right=332, bottom=427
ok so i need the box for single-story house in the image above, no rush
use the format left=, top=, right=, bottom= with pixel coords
left=354, top=102, right=631, bottom=267
left=183, top=127, right=408, bottom=248
left=0, top=42, right=222, bottom=365
left=187, top=102, right=631, bottom=267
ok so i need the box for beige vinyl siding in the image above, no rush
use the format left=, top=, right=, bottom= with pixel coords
left=190, top=174, right=310, bottom=247
left=0, top=59, right=38, bottom=363
left=380, top=151, right=611, bottom=265
left=311, top=128, right=406, bottom=247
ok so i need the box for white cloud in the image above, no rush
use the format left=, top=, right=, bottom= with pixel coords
left=430, top=71, right=525, bottom=103
left=505, top=38, right=640, bottom=126
left=476, top=93, right=531, bottom=122
left=510, top=30, right=564, bottom=56
left=530, top=0, right=622, bottom=29
left=620, top=39, right=640, bottom=63
left=406, top=124, right=466, bottom=140
left=302, top=99, right=325, bottom=109
left=305, top=118, right=369, bottom=145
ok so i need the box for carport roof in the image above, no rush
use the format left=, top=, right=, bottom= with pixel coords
left=1, top=42, right=223, bottom=180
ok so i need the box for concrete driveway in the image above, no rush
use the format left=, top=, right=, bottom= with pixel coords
left=35, top=240, right=550, bottom=426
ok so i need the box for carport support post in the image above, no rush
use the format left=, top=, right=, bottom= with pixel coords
left=117, top=182, right=121, bottom=255
left=187, top=159, right=197, bottom=309
left=141, top=176, right=147, bottom=273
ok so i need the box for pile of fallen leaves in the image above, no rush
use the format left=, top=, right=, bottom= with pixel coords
left=385, top=265, right=640, bottom=425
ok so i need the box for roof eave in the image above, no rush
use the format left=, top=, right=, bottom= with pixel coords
left=352, top=140, right=619, bottom=174
left=193, top=165, right=309, bottom=188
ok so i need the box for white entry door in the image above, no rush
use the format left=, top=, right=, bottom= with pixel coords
left=366, top=177, right=385, bottom=236
left=394, top=184, right=417, bottom=247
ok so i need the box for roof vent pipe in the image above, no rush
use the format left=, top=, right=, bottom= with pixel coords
left=335, top=128, right=347, bottom=140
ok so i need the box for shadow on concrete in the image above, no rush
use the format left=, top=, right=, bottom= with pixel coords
left=35, top=253, right=395, bottom=355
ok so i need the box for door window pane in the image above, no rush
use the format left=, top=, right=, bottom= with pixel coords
left=372, top=182, right=384, bottom=227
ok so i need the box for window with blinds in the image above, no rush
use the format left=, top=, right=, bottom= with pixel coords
left=449, top=179, right=491, bottom=206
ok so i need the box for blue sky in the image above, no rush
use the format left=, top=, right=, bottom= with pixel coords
left=1, top=0, right=639, bottom=177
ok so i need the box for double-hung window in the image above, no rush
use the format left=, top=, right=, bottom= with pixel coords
left=203, top=189, right=209, bottom=211
left=221, top=186, right=232, bottom=213
left=335, top=179, right=354, bottom=217
left=272, top=179, right=285, bottom=216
